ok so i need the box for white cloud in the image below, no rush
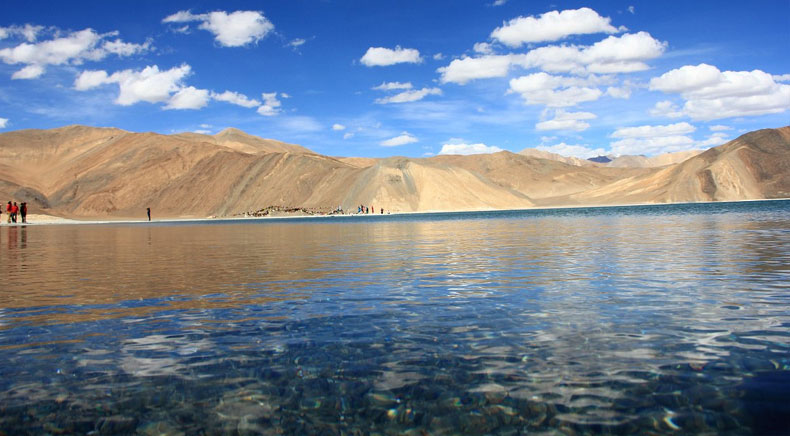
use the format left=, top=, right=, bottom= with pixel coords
left=649, top=64, right=790, bottom=120
left=611, top=122, right=696, bottom=138
left=473, top=42, right=494, bottom=54
left=163, top=10, right=274, bottom=47
left=0, top=28, right=149, bottom=79
left=490, top=7, right=620, bottom=47
left=438, top=32, right=665, bottom=84
left=439, top=141, right=503, bottom=155
left=610, top=135, right=696, bottom=155
left=343, top=132, right=354, bottom=140
left=606, top=86, right=631, bottom=99
left=288, top=38, right=306, bottom=48
left=211, top=90, right=260, bottom=108
left=360, top=46, right=422, bottom=67
left=74, top=69, right=110, bottom=90
left=536, top=109, right=597, bottom=131
left=649, top=100, right=684, bottom=118
left=432, top=53, right=444, bottom=60
left=697, top=132, right=730, bottom=147
left=380, top=132, right=418, bottom=147
left=438, top=54, right=513, bottom=85
left=375, top=87, right=442, bottom=104
left=373, top=81, right=413, bottom=91
left=609, top=122, right=708, bottom=155
left=509, top=72, right=603, bottom=107
left=332, top=123, right=346, bottom=131
left=113, top=65, right=191, bottom=106
left=74, top=64, right=192, bottom=106
left=166, top=86, right=210, bottom=110
left=257, top=92, right=282, bottom=116
left=774, top=74, right=790, bottom=82
left=709, top=125, right=732, bottom=132
left=537, top=143, right=607, bottom=159
left=11, top=64, right=45, bottom=79
left=0, top=24, right=44, bottom=42
left=492, top=0, right=508, bottom=6
left=0, top=118, right=8, bottom=128
left=628, top=6, right=636, bottom=14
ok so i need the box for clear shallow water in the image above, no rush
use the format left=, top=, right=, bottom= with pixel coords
left=1, top=201, right=789, bottom=435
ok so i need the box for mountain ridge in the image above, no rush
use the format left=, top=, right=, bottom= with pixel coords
left=1, top=125, right=787, bottom=219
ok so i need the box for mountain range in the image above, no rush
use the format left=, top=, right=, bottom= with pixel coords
left=0, top=125, right=787, bottom=219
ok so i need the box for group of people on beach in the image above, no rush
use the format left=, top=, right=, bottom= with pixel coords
left=4, top=201, right=27, bottom=223
left=357, top=204, right=385, bottom=214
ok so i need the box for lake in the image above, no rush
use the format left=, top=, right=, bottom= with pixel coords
left=1, top=201, right=789, bottom=434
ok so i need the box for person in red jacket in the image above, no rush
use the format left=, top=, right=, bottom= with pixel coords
left=11, top=202, right=19, bottom=223
left=6, top=201, right=12, bottom=223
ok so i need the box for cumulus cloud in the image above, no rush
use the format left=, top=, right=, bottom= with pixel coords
left=0, top=28, right=150, bottom=79
left=211, top=90, right=260, bottom=108
left=611, top=122, right=696, bottom=138
left=774, top=74, right=790, bottom=82
left=360, top=46, right=422, bottom=67
left=609, top=122, right=702, bottom=155
left=380, top=132, right=418, bottom=147
left=375, top=87, right=442, bottom=104
left=509, top=72, right=603, bottom=107
left=438, top=32, right=665, bottom=84
left=437, top=54, right=514, bottom=85
left=0, top=24, right=44, bottom=42
left=257, top=92, right=282, bottom=116
left=74, top=64, right=193, bottom=106
left=490, top=7, right=621, bottom=47
left=537, top=142, right=607, bottom=159
left=166, top=86, right=210, bottom=110
left=0, top=117, right=8, bottom=128
left=373, top=81, right=412, bottom=91
left=332, top=123, right=346, bottom=131
left=649, top=100, right=684, bottom=118
left=163, top=10, right=274, bottom=47
left=439, top=141, right=503, bottom=155
left=474, top=42, right=494, bottom=54
left=606, top=86, right=631, bottom=99
left=536, top=109, right=597, bottom=131
left=649, top=63, right=790, bottom=120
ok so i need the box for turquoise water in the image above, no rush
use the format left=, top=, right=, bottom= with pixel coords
left=1, top=200, right=789, bottom=434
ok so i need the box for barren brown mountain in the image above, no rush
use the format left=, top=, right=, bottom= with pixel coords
left=0, top=125, right=787, bottom=219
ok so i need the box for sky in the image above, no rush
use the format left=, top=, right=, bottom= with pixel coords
left=1, top=1, right=789, bottom=159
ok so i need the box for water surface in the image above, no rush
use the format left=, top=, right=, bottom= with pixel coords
left=1, top=201, right=789, bottom=434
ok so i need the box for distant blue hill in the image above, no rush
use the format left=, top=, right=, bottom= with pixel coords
left=587, top=155, right=612, bottom=163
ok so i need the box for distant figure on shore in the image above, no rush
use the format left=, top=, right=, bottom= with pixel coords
left=147, top=207, right=151, bottom=221
left=381, top=208, right=384, bottom=215
left=11, top=202, right=18, bottom=223
left=20, top=202, right=27, bottom=223
left=6, top=201, right=11, bottom=223
left=366, top=206, right=369, bottom=214
left=372, top=206, right=375, bottom=214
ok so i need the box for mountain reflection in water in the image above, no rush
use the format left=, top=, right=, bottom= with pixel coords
left=1, top=201, right=789, bottom=434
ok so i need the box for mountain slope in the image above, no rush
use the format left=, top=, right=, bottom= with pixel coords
left=0, top=125, right=787, bottom=219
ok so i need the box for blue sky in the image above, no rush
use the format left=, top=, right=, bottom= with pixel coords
left=1, top=1, right=788, bottom=158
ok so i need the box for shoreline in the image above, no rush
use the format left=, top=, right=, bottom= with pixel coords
left=1, top=198, right=788, bottom=227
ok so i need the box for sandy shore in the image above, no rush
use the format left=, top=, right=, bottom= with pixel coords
left=1, top=198, right=787, bottom=227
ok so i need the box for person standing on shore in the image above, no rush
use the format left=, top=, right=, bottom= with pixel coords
left=20, top=202, right=27, bottom=223
left=147, top=207, right=151, bottom=221
left=5, top=201, right=11, bottom=223
left=11, top=202, right=18, bottom=223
